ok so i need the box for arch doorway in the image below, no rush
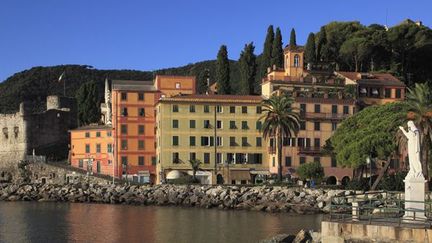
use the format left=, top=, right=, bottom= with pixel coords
left=341, top=176, right=350, bottom=186
left=326, top=176, right=337, bottom=185
left=216, top=174, right=224, bottom=184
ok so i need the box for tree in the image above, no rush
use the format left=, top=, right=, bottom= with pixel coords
left=259, top=25, right=274, bottom=79
left=76, top=81, right=101, bottom=125
left=297, top=161, right=324, bottom=181
left=238, top=43, right=257, bottom=95
left=304, top=33, right=317, bottom=65
left=188, top=159, right=202, bottom=182
left=215, top=45, right=230, bottom=94
left=405, top=83, right=432, bottom=180
left=316, top=26, right=327, bottom=61
left=289, top=28, right=297, bottom=47
left=260, top=95, right=300, bottom=181
left=271, top=27, right=284, bottom=68
left=339, top=37, right=372, bottom=72
left=330, top=102, right=409, bottom=178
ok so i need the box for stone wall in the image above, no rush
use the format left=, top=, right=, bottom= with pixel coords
left=0, top=111, right=27, bottom=168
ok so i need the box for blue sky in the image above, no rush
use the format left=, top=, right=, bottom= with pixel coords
left=0, top=0, right=431, bottom=81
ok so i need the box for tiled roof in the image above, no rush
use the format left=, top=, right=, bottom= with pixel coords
left=112, top=80, right=157, bottom=91
left=337, top=72, right=405, bottom=87
left=284, top=45, right=304, bottom=52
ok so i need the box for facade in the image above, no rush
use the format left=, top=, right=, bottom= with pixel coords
left=0, top=96, right=77, bottom=168
left=261, top=44, right=405, bottom=184
left=156, top=95, right=269, bottom=185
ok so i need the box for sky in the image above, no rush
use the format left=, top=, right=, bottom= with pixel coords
left=0, top=0, right=431, bottom=82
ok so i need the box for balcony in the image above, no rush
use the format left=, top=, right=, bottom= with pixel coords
left=300, top=112, right=349, bottom=121
left=298, top=146, right=323, bottom=155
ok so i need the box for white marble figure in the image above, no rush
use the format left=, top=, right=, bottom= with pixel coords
left=399, top=121, right=423, bottom=178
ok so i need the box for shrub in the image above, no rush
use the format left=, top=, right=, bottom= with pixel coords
left=376, top=171, right=407, bottom=191
left=297, top=161, right=324, bottom=181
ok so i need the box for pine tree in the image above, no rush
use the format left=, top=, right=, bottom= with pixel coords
left=271, top=27, right=284, bottom=68
left=215, top=45, right=230, bottom=94
left=317, top=26, right=327, bottom=61
left=289, top=28, right=297, bottom=47
left=304, top=32, right=317, bottom=65
left=238, top=43, right=257, bottom=95
left=259, top=25, right=274, bottom=79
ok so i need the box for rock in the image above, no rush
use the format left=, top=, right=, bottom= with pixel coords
left=259, top=234, right=294, bottom=243
left=293, top=229, right=312, bottom=243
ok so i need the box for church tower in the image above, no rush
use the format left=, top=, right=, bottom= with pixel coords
left=284, top=45, right=304, bottom=78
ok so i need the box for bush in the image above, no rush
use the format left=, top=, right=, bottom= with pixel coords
left=297, top=161, right=324, bottom=181
left=346, top=178, right=369, bottom=190
left=376, top=171, right=407, bottom=191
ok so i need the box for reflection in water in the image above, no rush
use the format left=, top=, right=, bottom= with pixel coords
left=0, top=202, right=322, bottom=243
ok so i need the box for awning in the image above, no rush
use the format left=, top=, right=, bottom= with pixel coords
left=230, top=170, right=251, bottom=181
left=250, top=170, right=271, bottom=176
left=166, top=170, right=182, bottom=179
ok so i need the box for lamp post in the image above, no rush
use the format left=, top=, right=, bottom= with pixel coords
left=366, top=157, right=372, bottom=190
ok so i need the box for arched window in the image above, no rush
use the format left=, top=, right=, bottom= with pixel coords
left=294, top=54, right=300, bottom=67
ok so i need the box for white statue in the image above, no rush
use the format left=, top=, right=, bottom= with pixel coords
left=399, top=121, right=423, bottom=178
left=104, top=78, right=112, bottom=125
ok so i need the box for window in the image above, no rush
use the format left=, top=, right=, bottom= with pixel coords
left=298, top=138, right=305, bottom=147
left=138, top=92, right=144, bottom=101
left=79, top=160, right=83, bottom=168
left=190, top=152, right=196, bottom=161
left=396, top=89, right=402, bottom=98
left=190, top=136, right=196, bottom=146
left=314, top=157, right=321, bottom=163
left=332, top=105, right=338, bottom=114
left=204, top=153, right=210, bottom=164
left=138, top=156, right=145, bottom=166
left=300, top=104, right=306, bottom=115
left=138, top=140, right=145, bottom=150
left=331, top=157, right=337, bottom=167
left=85, top=132, right=90, bottom=138
left=314, top=104, right=321, bottom=113
left=96, top=144, right=101, bottom=153
left=204, top=105, right=210, bottom=113
left=385, top=88, right=392, bottom=98
left=121, top=140, right=128, bottom=150
left=107, top=144, right=112, bottom=153
left=343, top=106, right=349, bottom=115
left=201, top=136, right=213, bottom=146
left=175, top=82, right=181, bottom=89
left=216, top=136, right=223, bottom=146
left=272, top=157, right=275, bottom=167
left=172, top=105, right=179, bottom=112
left=96, top=132, right=101, bottom=137
left=189, top=105, right=195, bottom=113
left=300, top=157, right=306, bottom=164
left=306, top=138, right=311, bottom=147
left=172, top=136, right=179, bottom=146
left=121, top=92, right=127, bottom=101
left=294, top=54, right=300, bottom=67
left=121, top=156, right=128, bottom=165
left=256, top=121, right=262, bottom=130
left=190, top=120, right=196, bottom=129
left=300, top=121, right=306, bottom=130
left=241, top=121, right=248, bottom=130
left=256, top=137, right=262, bottom=147
left=216, top=120, right=222, bottom=129
left=173, top=153, right=180, bottom=163
left=204, top=120, right=211, bottom=129
left=242, top=106, right=248, bottom=113
left=249, top=153, right=263, bottom=164
left=229, top=121, right=236, bottom=129
left=121, top=125, right=127, bottom=135
left=122, top=107, right=128, bottom=116
left=107, top=131, right=112, bottom=137
left=285, top=157, right=292, bottom=167
left=314, top=122, right=320, bottom=131
left=138, top=125, right=145, bottom=135
left=139, top=108, right=145, bottom=117
left=332, top=122, right=337, bottom=131
left=216, top=105, right=223, bottom=113
left=256, top=106, right=262, bottom=114
left=230, top=106, right=236, bottom=113
left=172, top=120, right=179, bottom=128
left=151, top=157, right=156, bottom=165
left=230, top=137, right=236, bottom=146
left=242, top=137, right=248, bottom=146
left=314, top=138, right=320, bottom=148
left=85, top=144, right=90, bottom=153
left=216, top=153, right=223, bottom=164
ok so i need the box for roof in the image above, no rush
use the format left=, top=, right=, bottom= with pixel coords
left=112, top=80, right=157, bottom=91
left=70, top=124, right=112, bottom=132
left=159, top=94, right=263, bottom=104
left=284, top=45, right=304, bottom=52
left=337, top=72, right=405, bottom=87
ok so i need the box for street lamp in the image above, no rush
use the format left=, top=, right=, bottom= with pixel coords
left=366, top=157, right=372, bottom=190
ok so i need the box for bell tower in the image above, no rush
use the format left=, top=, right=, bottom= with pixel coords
left=284, top=46, right=304, bottom=78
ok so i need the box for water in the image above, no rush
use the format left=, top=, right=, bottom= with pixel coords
left=0, top=202, right=322, bottom=243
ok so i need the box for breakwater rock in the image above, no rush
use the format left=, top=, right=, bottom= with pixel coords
left=0, top=183, right=354, bottom=214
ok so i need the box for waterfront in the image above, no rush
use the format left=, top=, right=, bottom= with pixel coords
left=0, top=202, right=322, bottom=243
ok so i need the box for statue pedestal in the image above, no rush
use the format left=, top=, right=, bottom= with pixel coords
left=403, top=175, right=427, bottom=222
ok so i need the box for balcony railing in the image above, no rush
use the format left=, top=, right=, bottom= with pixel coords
left=298, top=146, right=323, bottom=154
left=300, top=112, right=349, bottom=120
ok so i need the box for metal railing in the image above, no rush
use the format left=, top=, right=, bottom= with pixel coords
left=328, top=191, right=432, bottom=227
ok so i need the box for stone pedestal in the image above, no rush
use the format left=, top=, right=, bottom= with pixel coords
left=403, top=175, right=427, bottom=221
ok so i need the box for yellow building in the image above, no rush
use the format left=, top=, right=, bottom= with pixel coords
left=155, top=94, right=268, bottom=185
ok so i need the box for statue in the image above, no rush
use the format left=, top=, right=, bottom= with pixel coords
left=399, top=121, right=423, bottom=178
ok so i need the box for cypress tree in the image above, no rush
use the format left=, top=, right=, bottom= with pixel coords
left=215, top=45, right=230, bottom=94
left=238, top=43, right=257, bottom=95
left=76, top=81, right=100, bottom=125
left=271, top=27, right=284, bottom=68
left=304, top=32, right=317, bottom=65
left=259, top=25, right=274, bottom=79
left=289, top=28, right=297, bottom=47
left=317, top=26, right=327, bottom=61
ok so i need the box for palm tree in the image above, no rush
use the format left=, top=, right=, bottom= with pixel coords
left=260, top=95, right=300, bottom=181
left=406, top=83, right=432, bottom=180
left=188, top=159, right=202, bottom=182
